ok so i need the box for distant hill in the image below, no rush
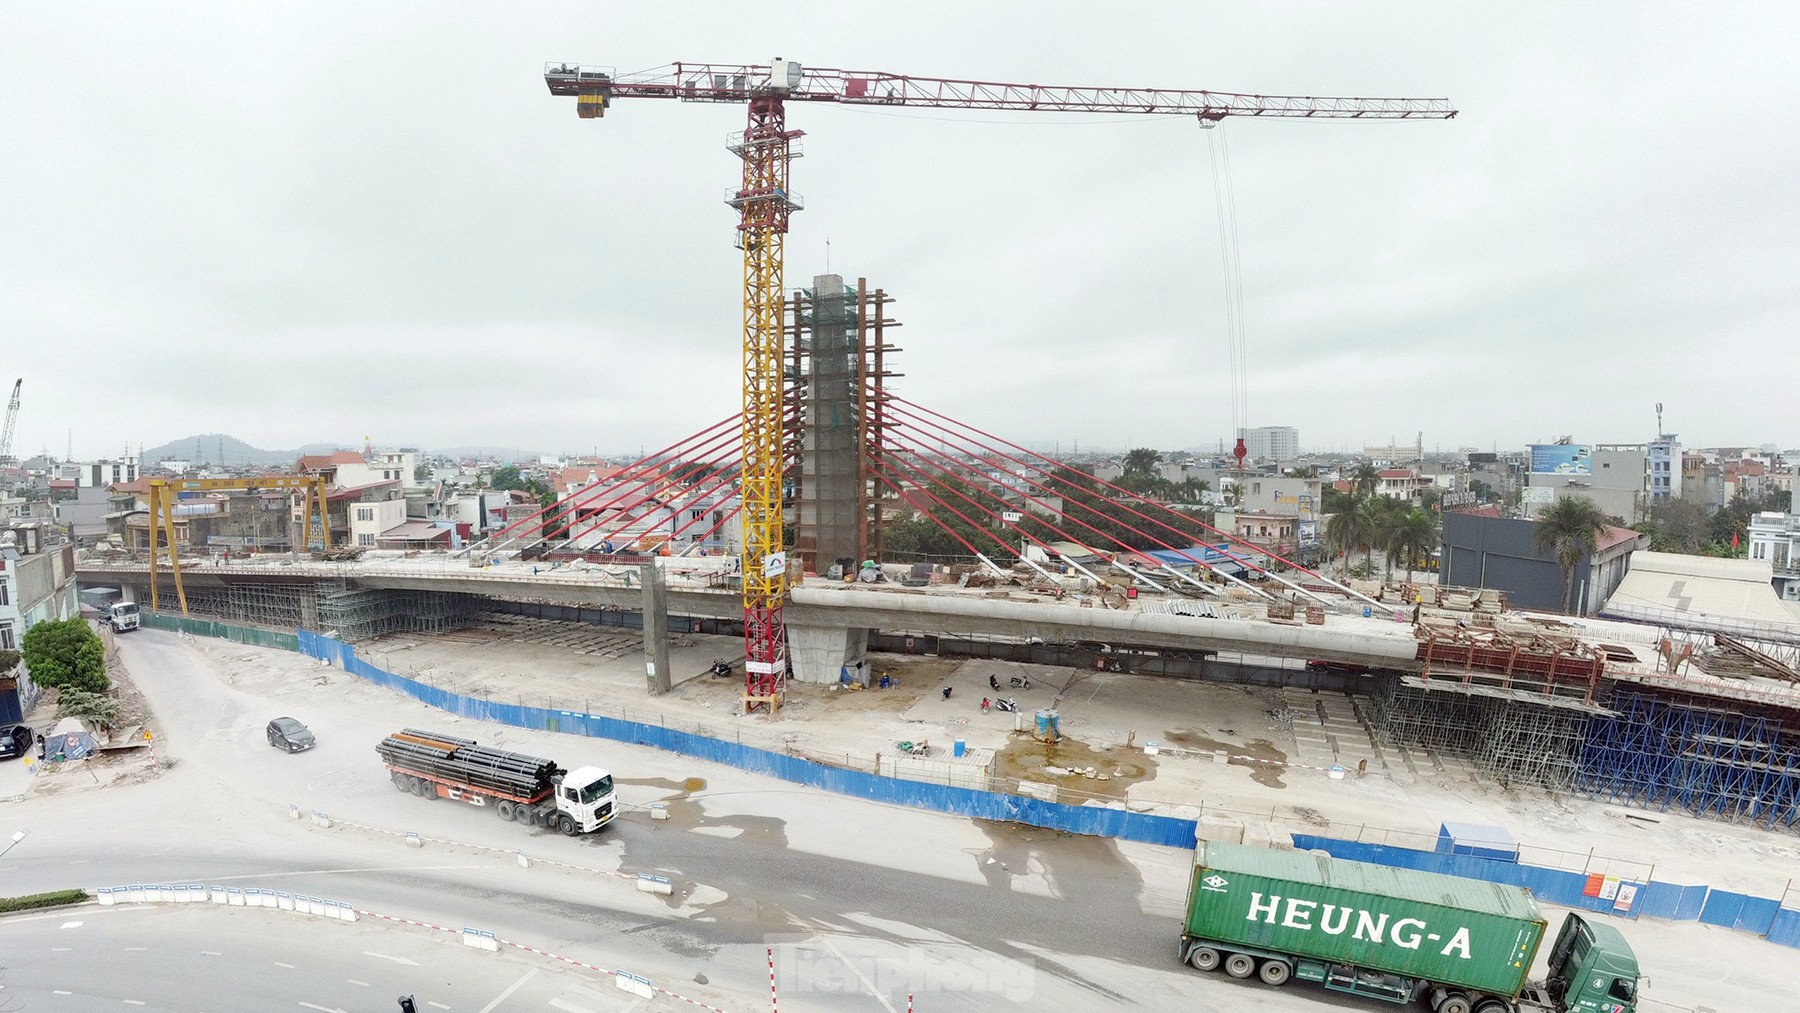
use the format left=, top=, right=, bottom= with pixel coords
left=137, top=435, right=543, bottom=467
left=139, top=434, right=354, bottom=468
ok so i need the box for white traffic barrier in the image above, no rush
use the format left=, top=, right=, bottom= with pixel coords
left=310, top=810, right=332, bottom=829
left=210, top=886, right=226, bottom=904
left=308, top=896, right=326, bottom=917
left=461, top=928, right=499, bottom=952
left=338, top=902, right=358, bottom=923
left=615, top=971, right=655, bottom=999
left=226, top=887, right=245, bottom=907
left=257, top=888, right=277, bottom=909
left=97, top=888, right=115, bottom=906
left=649, top=802, right=669, bottom=820
left=277, top=891, right=295, bottom=911
left=516, top=850, right=529, bottom=869
left=636, top=874, right=673, bottom=896
left=126, top=884, right=146, bottom=904
left=404, top=832, right=422, bottom=848
left=289, top=802, right=302, bottom=820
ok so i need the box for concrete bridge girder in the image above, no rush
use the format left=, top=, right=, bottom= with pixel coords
left=76, top=564, right=1423, bottom=679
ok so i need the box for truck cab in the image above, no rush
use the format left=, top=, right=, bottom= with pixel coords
left=1546, top=913, right=1639, bottom=1012
left=105, top=601, right=140, bottom=632
left=555, top=765, right=617, bottom=832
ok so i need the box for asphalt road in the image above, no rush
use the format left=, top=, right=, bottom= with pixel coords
left=0, top=902, right=644, bottom=1013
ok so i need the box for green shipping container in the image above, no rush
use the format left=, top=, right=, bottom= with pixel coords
left=1186, top=842, right=1546, bottom=998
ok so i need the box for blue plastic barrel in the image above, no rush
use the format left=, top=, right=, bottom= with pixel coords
left=1035, top=709, right=1052, bottom=736
left=952, top=739, right=966, bottom=758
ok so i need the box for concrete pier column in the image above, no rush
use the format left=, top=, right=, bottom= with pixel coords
left=641, top=563, right=672, bottom=695
left=787, top=623, right=869, bottom=685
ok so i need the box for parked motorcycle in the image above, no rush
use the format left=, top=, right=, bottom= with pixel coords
left=1009, top=675, right=1032, bottom=689
left=994, top=697, right=1019, bottom=713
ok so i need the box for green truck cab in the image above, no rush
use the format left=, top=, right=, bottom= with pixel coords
left=1180, top=842, right=1641, bottom=1013
left=1538, top=913, right=1639, bottom=1012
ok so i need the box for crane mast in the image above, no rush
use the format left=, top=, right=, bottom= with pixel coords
left=545, top=59, right=1455, bottom=712
left=0, top=379, right=20, bottom=467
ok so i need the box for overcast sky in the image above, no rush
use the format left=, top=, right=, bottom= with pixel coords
left=5, top=3, right=1797, bottom=462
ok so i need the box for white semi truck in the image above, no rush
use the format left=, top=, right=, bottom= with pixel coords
left=79, top=587, right=140, bottom=632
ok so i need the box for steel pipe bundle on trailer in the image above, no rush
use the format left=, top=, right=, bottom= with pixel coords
left=376, top=728, right=563, bottom=801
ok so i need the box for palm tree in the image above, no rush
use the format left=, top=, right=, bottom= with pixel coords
left=1327, top=500, right=1385, bottom=576
left=1122, top=447, right=1162, bottom=478
left=1533, top=495, right=1611, bottom=614
left=1363, top=498, right=1402, bottom=579
left=1386, top=509, right=1438, bottom=582
left=1351, top=463, right=1381, bottom=500
left=1324, top=509, right=1363, bottom=571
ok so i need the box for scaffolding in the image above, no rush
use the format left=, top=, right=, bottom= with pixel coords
left=787, top=274, right=901, bottom=575
left=1370, top=676, right=1591, bottom=794
left=1577, top=689, right=1800, bottom=832
left=118, top=578, right=481, bottom=643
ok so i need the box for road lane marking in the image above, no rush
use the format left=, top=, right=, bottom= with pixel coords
left=124, top=1001, right=146, bottom=1006
left=124, top=946, right=146, bottom=951
left=201, top=950, right=221, bottom=956
left=363, top=950, right=419, bottom=966
left=298, top=1004, right=347, bottom=1013
left=549, top=999, right=599, bottom=1013
left=60, top=921, right=83, bottom=929
left=51, top=947, right=71, bottom=951
left=275, top=961, right=296, bottom=968
left=347, top=979, right=369, bottom=987
left=427, top=1004, right=450, bottom=1011
left=54, top=991, right=71, bottom=995
left=475, top=968, right=538, bottom=1013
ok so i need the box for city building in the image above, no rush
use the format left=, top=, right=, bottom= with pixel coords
left=0, top=521, right=80, bottom=723
left=1441, top=507, right=1649, bottom=614
left=1647, top=435, right=1679, bottom=503
left=1238, top=426, right=1299, bottom=464
left=1363, top=437, right=1424, bottom=468
left=1524, top=443, right=1647, bottom=522
left=1748, top=511, right=1800, bottom=601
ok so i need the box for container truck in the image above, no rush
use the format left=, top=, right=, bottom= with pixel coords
left=79, top=587, right=140, bottom=632
left=376, top=728, right=616, bottom=835
left=1181, top=841, right=1640, bottom=1013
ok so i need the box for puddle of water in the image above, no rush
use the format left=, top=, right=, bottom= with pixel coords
left=1162, top=727, right=1288, bottom=788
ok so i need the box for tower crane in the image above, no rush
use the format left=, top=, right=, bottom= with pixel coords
left=0, top=379, right=20, bottom=466
left=545, top=61, right=1457, bottom=712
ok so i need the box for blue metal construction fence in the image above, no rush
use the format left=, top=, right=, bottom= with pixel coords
left=296, top=631, right=1197, bottom=848
left=1291, top=833, right=1800, bottom=950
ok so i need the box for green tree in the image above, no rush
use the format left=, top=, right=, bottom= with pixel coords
left=1350, top=463, right=1381, bottom=499
left=57, top=688, right=121, bottom=730
left=1533, top=495, right=1611, bottom=614
left=1326, top=501, right=1381, bottom=574
left=1467, top=478, right=1494, bottom=503
left=1122, top=448, right=1162, bottom=478
left=1386, top=508, right=1438, bottom=582
left=488, top=465, right=525, bottom=491
left=20, top=618, right=109, bottom=693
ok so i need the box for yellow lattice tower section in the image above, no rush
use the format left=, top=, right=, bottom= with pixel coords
left=729, top=95, right=804, bottom=712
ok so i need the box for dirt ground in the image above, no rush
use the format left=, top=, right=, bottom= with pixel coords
left=112, top=611, right=1800, bottom=906
left=2, top=623, right=164, bottom=800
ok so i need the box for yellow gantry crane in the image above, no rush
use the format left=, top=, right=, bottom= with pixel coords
left=146, top=475, right=332, bottom=613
